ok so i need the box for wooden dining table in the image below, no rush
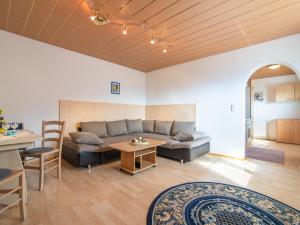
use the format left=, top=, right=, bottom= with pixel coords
left=0, top=129, right=41, bottom=204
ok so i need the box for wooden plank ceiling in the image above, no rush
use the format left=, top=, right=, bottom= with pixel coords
left=251, top=65, right=296, bottom=79
left=1, top=0, right=300, bottom=72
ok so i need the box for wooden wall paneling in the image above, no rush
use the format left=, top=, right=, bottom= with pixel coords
left=22, top=0, right=59, bottom=38
left=129, top=9, right=300, bottom=71
left=48, top=1, right=91, bottom=44
left=59, top=100, right=145, bottom=135
left=276, top=119, right=291, bottom=144
left=37, top=0, right=83, bottom=42
left=0, top=0, right=10, bottom=30
left=1, top=0, right=300, bottom=72
left=134, top=23, right=300, bottom=71
left=115, top=0, right=300, bottom=69
left=110, top=0, right=276, bottom=64
left=6, top=0, right=35, bottom=35
left=87, top=0, right=194, bottom=58
left=145, top=104, right=196, bottom=121
left=98, top=0, right=230, bottom=59
left=129, top=16, right=300, bottom=71
left=69, top=0, right=162, bottom=55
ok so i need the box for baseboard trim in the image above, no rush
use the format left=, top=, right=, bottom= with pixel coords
left=208, top=153, right=245, bottom=160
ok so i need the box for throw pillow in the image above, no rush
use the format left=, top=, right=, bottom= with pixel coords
left=107, top=120, right=128, bottom=136
left=126, top=119, right=143, bottom=134
left=173, top=131, right=206, bottom=142
left=171, top=121, right=196, bottom=136
left=69, top=132, right=104, bottom=145
left=154, top=120, right=173, bottom=135
left=80, top=121, right=107, bottom=137
left=142, top=120, right=155, bottom=133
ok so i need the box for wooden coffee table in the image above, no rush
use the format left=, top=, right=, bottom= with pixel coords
left=108, top=139, right=166, bottom=175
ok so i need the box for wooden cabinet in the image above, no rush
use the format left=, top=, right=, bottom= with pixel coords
left=295, top=83, right=300, bottom=101
left=290, top=120, right=300, bottom=144
left=276, top=120, right=291, bottom=143
left=275, top=84, right=294, bottom=102
left=277, top=119, right=300, bottom=144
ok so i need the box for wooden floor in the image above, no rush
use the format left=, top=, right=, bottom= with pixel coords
left=1, top=142, right=300, bottom=225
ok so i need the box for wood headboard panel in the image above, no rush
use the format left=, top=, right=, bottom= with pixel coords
left=145, top=104, right=196, bottom=121
left=59, top=100, right=145, bottom=134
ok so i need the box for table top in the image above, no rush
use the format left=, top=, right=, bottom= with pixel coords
left=107, top=138, right=166, bottom=152
left=0, top=129, right=41, bottom=149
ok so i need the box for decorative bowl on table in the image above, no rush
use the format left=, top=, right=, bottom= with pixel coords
left=131, top=136, right=149, bottom=146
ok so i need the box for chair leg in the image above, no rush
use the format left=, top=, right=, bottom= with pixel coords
left=19, top=171, right=27, bottom=221
left=21, top=155, right=25, bottom=165
left=39, top=155, right=44, bottom=191
left=57, top=157, right=62, bottom=179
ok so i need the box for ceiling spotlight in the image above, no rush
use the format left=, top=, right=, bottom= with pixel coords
left=150, top=36, right=155, bottom=44
left=90, top=14, right=110, bottom=25
left=163, top=48, right=167, bottom=53
left=122, top=24, right=127, bottom=35
left=268, top=64, right=280, bottom=70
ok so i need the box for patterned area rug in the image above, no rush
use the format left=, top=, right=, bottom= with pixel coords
left=245, top=147, right=285, bottom=164
left=147, top=182, right=300, bottom=225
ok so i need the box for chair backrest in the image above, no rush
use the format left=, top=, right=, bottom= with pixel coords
left=41, top=121, right=66, bottom=151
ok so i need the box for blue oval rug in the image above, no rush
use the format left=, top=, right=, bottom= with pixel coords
left=147, top=182, right=300, bottom=225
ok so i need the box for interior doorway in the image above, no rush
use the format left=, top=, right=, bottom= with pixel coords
left=245, top=64, right=300, bottom=164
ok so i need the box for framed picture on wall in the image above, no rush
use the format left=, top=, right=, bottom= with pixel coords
left=111, top=81, right=120, bottom=94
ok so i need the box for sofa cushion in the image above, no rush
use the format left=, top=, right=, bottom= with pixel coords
left=126, top=119, right=143, bottom=134
left=80, top=121, right=107, bottom=137
left=171, top=121, right=196, bottom=136
left=107, top=120, right=128, bottom=136
left=154, top=120, right=173, bottom=135
left=63, top=137, right=103, bottom=153
left=173, top=131, right=207, bottom=142
left=69, top=132, right=104, bottom=145
left=142, top=120, right=155, bottom=133
left=141, top=133, right=179, bottom=149
left=172, top=136, right=211, bottom=149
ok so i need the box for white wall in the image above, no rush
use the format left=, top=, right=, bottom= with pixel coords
left=0, top=30, right=146, bottom=133
left=251, top=75, right=300, bottom=140
left=146, top=33, right=300, bottom=158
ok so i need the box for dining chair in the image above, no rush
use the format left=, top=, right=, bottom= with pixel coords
left=0, top=168, right=26, bottom=220
left=21, top=121, right=66, bottom=191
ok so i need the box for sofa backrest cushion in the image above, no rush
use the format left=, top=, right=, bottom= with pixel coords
left=80, top=121, right=107, bottom=137
left=126, top=119, right=143, bottom=134
left=69, top=132, right=104, bottom=145
left=142, top=120, right=155, bottom=133
left=107, top=120, right=128, bottom=136
left=171, top=121, right=196, bottom=136
left=154, top=120, right=173, bottom=136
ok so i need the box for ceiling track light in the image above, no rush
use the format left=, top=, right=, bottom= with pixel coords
left=90, top=13, right=110, bottom=25
left=150, top=36, right=155, bottom=45
left=122, top=24, right=127, bottom=35
left=90, top=15, right=96, bottom=21
left=87, top=5, right=175, bottom=53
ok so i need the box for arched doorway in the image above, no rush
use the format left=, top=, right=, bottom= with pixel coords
left=245, top=64, right=300, bottom=163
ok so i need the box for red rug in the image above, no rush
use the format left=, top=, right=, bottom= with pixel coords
left=245, top=147, right=285, bottom=164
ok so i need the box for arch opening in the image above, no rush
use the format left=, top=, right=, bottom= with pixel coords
left=244, top=63, right=299, bottom=162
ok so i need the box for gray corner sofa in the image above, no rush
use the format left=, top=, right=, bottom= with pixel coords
left=62, top=119, right=210, bottom=167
